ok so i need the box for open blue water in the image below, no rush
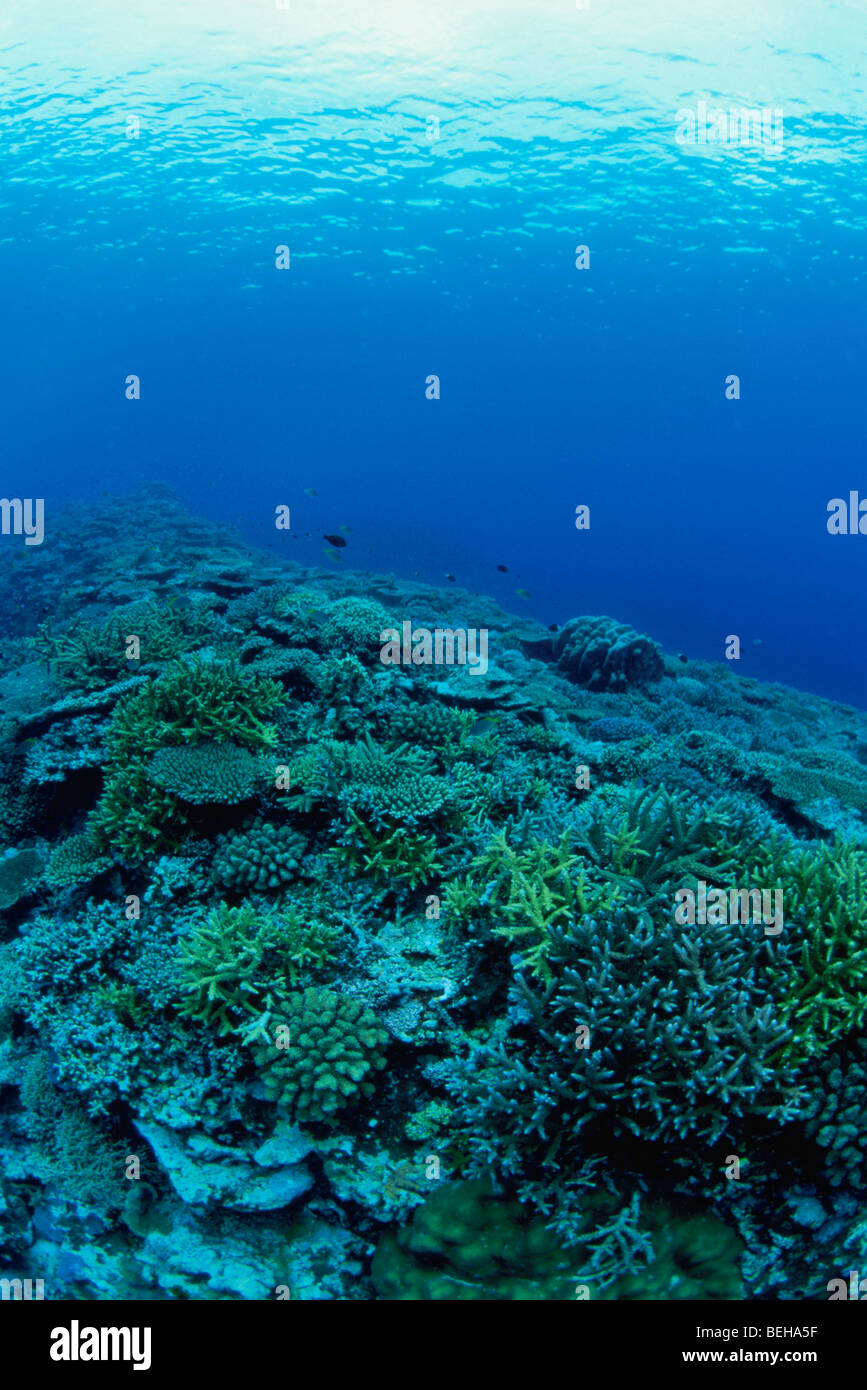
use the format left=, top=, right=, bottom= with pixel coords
left=1, top=0, right=865, bottom=700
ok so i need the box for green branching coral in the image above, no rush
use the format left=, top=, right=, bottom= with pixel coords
left=445, top=831, right=619, bottom=982
left=34, top=599, right=213, bottom=692
left=252, top=986, right=387, bottom=1122
left=213, top=823, right=307, bottom=892
left=123, top=656, right=284, bottom=752
left=93, top=979, right=152, bottom=1028
left=576, top=786, right=753, bottom=911
left=92, top=763, right=193, bottom=861
left=448, top=761, right=495, bottom=821
left=444, top=789, right=750, bottom=982
left=752, top=837, right=867, bottom=1056
left=34, top=616, right=130, bottom=691
left=148, top=742, right=268, bottom=804
left=331, top=809, right=441, bottom=889
left=92, top=658, right=284, bottom=859
left=178, top=902, right=337, bottom=1037
left=447, top=789, right=755, bottom=973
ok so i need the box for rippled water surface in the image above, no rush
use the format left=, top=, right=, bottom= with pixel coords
left=1, top=0, right=866, bottom=701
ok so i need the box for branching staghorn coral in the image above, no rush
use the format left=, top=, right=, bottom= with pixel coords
left=444, top=830, right=619, bottom=982
left=34, top=599, right=214, bottom=692
left=749, top=836, right=867, bottom=1056
left=330, top=808, right=441, bottom=889
left=442, top=894, right=808, bottom=1208
left=92, top=658, right=284, bottom=859
left=444, top=788, right=759, bottom=981
left=178, top=901, right=337, bottom=1037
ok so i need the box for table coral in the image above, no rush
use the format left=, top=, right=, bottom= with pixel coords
left=0, top=847, right=44, bottom=911
left=149, top=743, right=268, bottom=805
left=44, top=831, right=111, bottom=888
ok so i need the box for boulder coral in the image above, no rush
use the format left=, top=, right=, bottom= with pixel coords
left=553, top=615, right=664, bottom=690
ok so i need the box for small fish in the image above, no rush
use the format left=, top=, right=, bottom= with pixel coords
left=471, top=715, right=501, bottom=736
left=324, top=547, right=342, bottom=561
left=752, top=638, right=763, bottom=646
left=516, top=588, right=530, bottom=599
left=548, top=623, right=558, bottom=632
left=304, top=487, right=318, bottom=498
left=444, top=572, right=456, bottom=583
left=496, top=564, right=508, bottom=573
left=323, top=533, right=347, bottom=548
left=338, top=525, right=352, bottom=534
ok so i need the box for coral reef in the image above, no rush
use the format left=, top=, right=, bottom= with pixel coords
left=1, top=488, right=866, bottom=1301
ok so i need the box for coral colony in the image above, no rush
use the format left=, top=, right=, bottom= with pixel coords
left=1, top=488, right=867, bottom=1300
